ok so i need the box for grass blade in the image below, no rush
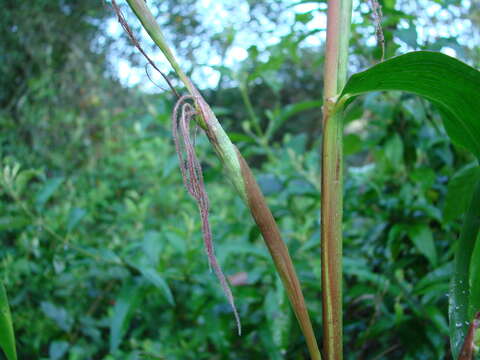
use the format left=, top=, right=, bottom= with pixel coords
left=0, top=284, right=17, bottom=360
left=340, top=51, right=480, bottom=158
left=450, top=176, right=480, bottom=358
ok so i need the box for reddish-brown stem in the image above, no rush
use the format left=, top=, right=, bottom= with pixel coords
left=457, top=312, right=480, bottom=360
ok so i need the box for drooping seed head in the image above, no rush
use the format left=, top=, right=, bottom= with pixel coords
left=172, top=95, right=241, bottom=335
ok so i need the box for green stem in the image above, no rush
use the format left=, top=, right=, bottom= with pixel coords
left=238, top=81, right=262, bottom=136
left=124, top=0, right=188, bottom=88
left=450, top=175, right=480, bottom=359
left=124, top=0, right=206, bottom=128
left=321, top=109, right=344, bottom=360
left=321, top=1, right=352, bottom=359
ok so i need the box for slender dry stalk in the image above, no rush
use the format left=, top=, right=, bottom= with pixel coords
left=368, top=0, right=385, bottom=61
left=237, top=150, right=320, bottom=359
left=114, top=1, right=322, bottom=358
left=111, top=0, right=179, bottom=98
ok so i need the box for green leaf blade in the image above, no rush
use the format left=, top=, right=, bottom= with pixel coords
left=109, top=282, right=142, bottom=353
left=341, top=51, right=480, bottom=357
left=449, top=175, right=480, bottom=358
left=407, top=224, right=437, bottom=266
left=470, top=232, right=480, bottom=321
left=140, top=268, right=175, bottom=306
left=0, top=284, right=17, bottom=360
left=444, top=164, right=480, bottom=222
left=340, top=51, right=480, bottom=157
left=35, top=176, right=64, bottom=209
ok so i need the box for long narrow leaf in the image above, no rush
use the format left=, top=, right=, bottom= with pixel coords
left=450, top=178, right=480, bottom=358
left=470, top=233, right=480, bottom=323
left=340, top=51, right=480, bottom=358
left=110, top=282, right=142, bottom=353
left=0, top=284, right=17, bottom=360
left=340, top=51, right=480, bottom=158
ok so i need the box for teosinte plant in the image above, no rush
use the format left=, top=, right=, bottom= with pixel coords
left=112, top=1, right=322, bottom=358
left=111, top=0, right=480, bottom=359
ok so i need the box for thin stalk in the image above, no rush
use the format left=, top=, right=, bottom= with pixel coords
left=450, top=176, right=480, bottom=359
left=321, top=109, right=344, bottom=360
left=124, top=0, right=205, bottom=127
left=321, top=1, right=352, bottom=359
left=238, top=81, right=262, bottom=136
left=238, top=152, right=321, bottom=360
left=121, top=1, right=322, bottom=358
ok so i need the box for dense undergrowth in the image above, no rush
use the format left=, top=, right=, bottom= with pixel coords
left=1, top=86, right=474, bottom=358
left=1, top=0, right=479, bottom=359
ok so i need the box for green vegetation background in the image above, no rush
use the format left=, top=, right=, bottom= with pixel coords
left=1, top=0, right=479, bottom=359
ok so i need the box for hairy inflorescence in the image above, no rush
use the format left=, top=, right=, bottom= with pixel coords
left=172, top=95, right=241, bottom=335
left=111, top=0, right=240, bottom=334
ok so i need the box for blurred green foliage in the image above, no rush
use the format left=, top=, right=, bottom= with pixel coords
left=1, top=0, right=479, bottom=359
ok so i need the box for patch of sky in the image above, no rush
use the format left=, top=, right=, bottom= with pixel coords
left=105, top=0, right=477, bottom=91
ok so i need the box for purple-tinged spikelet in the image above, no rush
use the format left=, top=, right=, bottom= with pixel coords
left=172, top=95, right=241, bottom=335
